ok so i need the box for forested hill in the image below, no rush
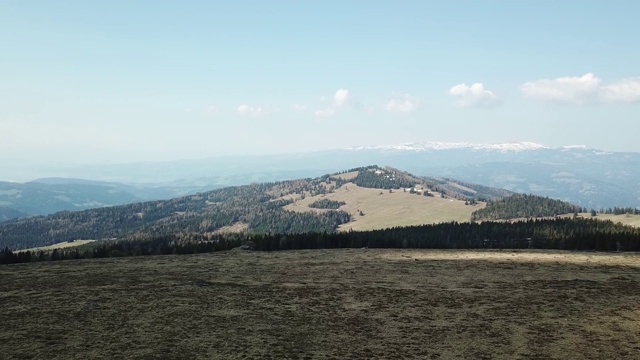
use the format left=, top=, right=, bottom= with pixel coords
left=471, top=194, right=582, bottom=221
left=0, top=179, right=350, bottom=251
left=0, top=165, right=512, bottom=250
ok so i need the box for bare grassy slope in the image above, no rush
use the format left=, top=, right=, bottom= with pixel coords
left=583, top=213, right=640, bottom=227
left=2, top=249, right=640, bottom=359
left=284, top=182, right=483, bottom=231
left=333, top=171, right=359, bottom=180
left=17, top=239, right=96, bottom=253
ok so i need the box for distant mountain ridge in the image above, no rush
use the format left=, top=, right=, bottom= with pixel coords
left=0, top=178, right=218, bottom=222
left=0, top=207, right=29, bottom=222
left=1, top=141, right=639, bottom=210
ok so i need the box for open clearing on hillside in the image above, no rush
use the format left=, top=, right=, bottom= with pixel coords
left=210, top=222, right=249, bottom=234
left=16, top=239, right=96, bottom=253
left=333, top=171, right=359, bottom=180
left=284, top=182, right=483, bottom=231
left=2, top=249, right=640, bottom=359
left=544, top=213, right=640, bottom=228
left=580, top=213, right=640, bottom=227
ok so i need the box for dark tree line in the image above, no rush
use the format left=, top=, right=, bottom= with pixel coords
left=3, top=218, right=639, bottom=265
left=308, top=199, right=346, bottom=209
left=599, top=207, right=640, bottom=215
left=248, top=210, right=351, bottom=234
left=471, top=194, right=581, bottom=221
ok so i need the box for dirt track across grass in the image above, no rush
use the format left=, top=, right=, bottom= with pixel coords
left=1, top=249, right=640, bottom=359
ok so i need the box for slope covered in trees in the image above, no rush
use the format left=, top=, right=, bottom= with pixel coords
left=471, top=194, right=581, bottom=221
left=0, top=179, right=351, bottom=250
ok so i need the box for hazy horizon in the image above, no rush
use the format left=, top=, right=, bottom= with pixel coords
left=2, top=1, right=640, bottom=164
left=0, top=138, right=636, bottom=184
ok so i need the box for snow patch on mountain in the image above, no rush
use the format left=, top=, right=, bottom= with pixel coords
left=562, top=145, right=589, bottom=150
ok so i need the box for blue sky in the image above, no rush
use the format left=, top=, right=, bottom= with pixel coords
left=2, top=1, right=640, bottom=163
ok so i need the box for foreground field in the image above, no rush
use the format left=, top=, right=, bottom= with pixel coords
left=2, top=249, right=640, bottom=359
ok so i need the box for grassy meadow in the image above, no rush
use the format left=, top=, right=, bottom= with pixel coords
left=579, top=213, right=640, bottom=227
left=283, top=182, right=482, bottom=231
left=16, top=239, right=96, bottom=253
left=2, top=249, right=640, bottom=359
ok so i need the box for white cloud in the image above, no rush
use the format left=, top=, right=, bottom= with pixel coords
left=237, top=104, right=266, bottom=117
left=206, top=106, right=219, bottom=116
left=449, top=83, right=498, bottom=108
left=290, top=104, right=307, bottom=112
left=334, top=88, right=349, bottom=106
left=599, top=77, right=640, bottom=103
left=314, top=108, right=335, bottom=118
left=385, top=94, right=420, bottom=113
left=520, top=73, right=601, bottom=104
left=311, top=88, right=350, bottom=118
left=521, top=73, right=640, bottom=105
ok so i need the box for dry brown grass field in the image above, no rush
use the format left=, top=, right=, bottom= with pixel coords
left=486, top=214, right=640, bottom=228
left=16, top=239, right=96, bottom=253
left=284, top=182, right=483, bottom=231
left=2, top=249, right=640, bottom=359
left=333, top=171, right=359, bottom=181
left=578, top=213, right=640, bottom=227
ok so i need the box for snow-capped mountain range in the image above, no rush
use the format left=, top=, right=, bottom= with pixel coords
left=347, top=141, right=585, bottom=152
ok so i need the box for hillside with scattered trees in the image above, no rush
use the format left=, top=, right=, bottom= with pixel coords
left=422, top=177, right=514, bottom=201
left=0, top=179, right=351, bottom=250
left=337, top=166, right=511, bottom=202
